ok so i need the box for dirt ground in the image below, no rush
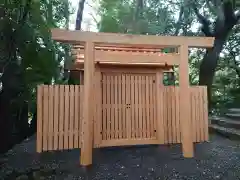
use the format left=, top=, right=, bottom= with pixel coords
left=0, top=134, right=240, bottom=180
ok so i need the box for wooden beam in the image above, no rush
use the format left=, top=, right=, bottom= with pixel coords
left=80, top=41, right=95, bottom=166
left=51, top=29, right=215, bottom=48
left=74, top=50, right=180, bottom=65
left=179, top=45, right=194, bottom=158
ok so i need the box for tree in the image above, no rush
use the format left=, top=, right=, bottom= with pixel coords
left=192, top=0, right=240, bottom=108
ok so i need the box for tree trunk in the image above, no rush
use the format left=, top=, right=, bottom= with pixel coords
left=199, top=38, right=226, bottom=110
left=75, top=0, right=86, bottom=30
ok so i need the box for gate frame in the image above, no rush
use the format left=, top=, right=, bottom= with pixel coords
left=51, top=29, right=215, bottom=166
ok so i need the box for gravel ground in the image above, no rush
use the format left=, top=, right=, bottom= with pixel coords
left=0, top=134, right=240, bottom=180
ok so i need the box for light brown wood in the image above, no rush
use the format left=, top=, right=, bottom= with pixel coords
left=79, top=86, right=83, bottom=147
left=64, top=85, right=69, bottom=149
left=37, top=86, right=43, bottom=153
left=75, top=49, right=180, bottom=66
left=156, top=70, right=164, bottom=144
left=99, top=139, right=159, bottom=147
left=179, top=45, right=193, bottom=157
left=59, top=86, right=64, bottom=149
left=203, top=87, right=209, bottom=141
left=53, top=86, right=59, bottom=150
left=69, top=85, right=74, bottom=149
left=80, top=41, right=95, bottom=166
left=175, top=87, right=180, bottom=143
left=51, top=29, right=215, bottom=48
left=42, top=86, right=49, bottom=151
left=48, top=86, right=54, bottom=150
left=74, top=86, right=79, bottom=148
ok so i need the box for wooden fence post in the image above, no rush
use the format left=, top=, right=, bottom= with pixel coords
left=179, top=45, right=193, bottom=157
left=80, top=41, right=95, bottom=166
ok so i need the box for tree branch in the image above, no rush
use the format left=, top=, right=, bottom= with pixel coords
left=192, top=4, right=213, bottom=36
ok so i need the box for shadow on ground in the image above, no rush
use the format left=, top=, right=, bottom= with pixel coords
left=0, top=135, right=240, bottom=180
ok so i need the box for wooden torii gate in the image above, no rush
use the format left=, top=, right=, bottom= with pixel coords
left=50, top=29, right=214, bottom=166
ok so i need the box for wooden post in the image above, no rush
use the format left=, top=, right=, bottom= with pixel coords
left=80, top=41, right=95, bottom=166
left=179, top=45, right=193, bottom=157
left=156, top=69, right=164, bottom=144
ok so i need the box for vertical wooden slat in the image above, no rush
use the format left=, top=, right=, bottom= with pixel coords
left=142, top=75, right=146, bottom=138
left=175, top=87, right=180, bottom=143
left=122, top=74, right=126, bottom=138
left=81, top=41, right=95, bottom=166
left=130, top=75, right=135, bottom=138
left=163, top=87, right=168, bottom=143
left=192, top=88, right=197, bottom=142
left=152, top=75, right=157, bottom=138
left=59, top=86, right=64, bottom=149
left=94, top=67, right=102, bottom=147
left=156, top=70, right=164, bottom=144
left=64, top=85, right=70, bottom=149
left=79, top=86, right=83, bottom=147
left=203, top=86, right=209, bottom=141
left=138, top=75, right=143, bottom=138
left=199, top=87, right=204, bottom=141
left=135, top=75, right=139, bottom=138
left=69, top=85, right=74, bottom=149
left=149, top=75, right=153, bottom=138
left=195, top=88, right=200, bottom=142
left=74, top=86, right=79, bottom=148
left=114, top=75, right=119, bottom=139
left=118, top=74, right=123, bottom=139
left=110, top=75, right=114, bottom=139
left=146, top=75, right=150, bottom=138
left=53, top=86, right=59, bottom=150
left=43, top=86, right=49, bottom=151
left=106, top=75, right=111, bottom=140
left=126, top=74, right=131, bottom=139
left=102, top=74, right=107, bottom=140
left=179, top=44, right=193, bottom=157
left=48, top=86, right=54, bottom=150
left=37, top=86, right=43, bottom=152
left=172, top=87, right=176, bottom=143
left=167, top=87, right=172, bottom=143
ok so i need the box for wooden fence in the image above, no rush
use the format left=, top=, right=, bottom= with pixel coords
left=36, top=85, right=208, bottom=152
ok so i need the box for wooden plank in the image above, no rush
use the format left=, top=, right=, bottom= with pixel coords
left=203, top=86, right=209, bottom=141
left=135, top=75, right=140, bottom=138
left=172, top=87, right=176, bottom=143
left=48, top=85, right=54, bottom=150
left=152, top=75, right=157, bottom=138
left=76, top=50, right=180, bottom=65
left=195, top=88, right=200, bottom=142
left=110, top=75, right=115, bottom=139
left=114, top=75, right=119, bottom=139
left=122, top=74, right=127, bottom=138
left=179, top=45, right=193, bottom=157
left=146, top=75, right=150, bottom=138
left=163, top=87, right=168, bottom=143
left=64, top=85, right=70, bottom=149
left=59, top=86, right=64, bottom=149
left=142, top=75, right=147, bottom=138
left=126, top=74, right=131, bottom=139
left=156, top=70, right=164, bottom=144
left=69, top=85, right=74, bottom=149
left=106, top=74, right=111, bottom=140
left=175, top=87, right=180, bottom=143
left=130, top=75, right=135, bottom=138
left=37, top=86, right=43, bottom=153
left=53, top=86, right=59, bottom=150
left=99, top=138, right=159, bottom=147
left=79, top=86, right=83, bottom=147
left=199, top=87, right=204, bottom=141
left=138, top=75, right=143, bottom=138
left=102, top=74, right=107, bottom=140
left=42, top=86, right=49, bottom=151
left=94, top=66, right=102, bottom=147
left=74, top=86, right=79, bottom=148
left=118, top=74, right=123, bottom=139
left=51, top=29, right=215, bottom=48
left=80, top=41, right=95, bottom=166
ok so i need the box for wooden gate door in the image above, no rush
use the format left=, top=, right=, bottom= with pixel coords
left=99, top=71, right=159, bottom=147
